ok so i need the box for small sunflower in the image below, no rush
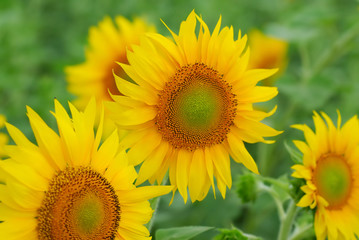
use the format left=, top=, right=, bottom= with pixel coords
left=292, top=111, right=359, bottom=239
left=106, top=11, right=282, bottom=202
left=0, top=114, right=9, bottom=158
left=65, top=16, right=155, bottom=136
left=0, top=99, right=172, bottom=239
left=247, top=30, right=288, bottom=85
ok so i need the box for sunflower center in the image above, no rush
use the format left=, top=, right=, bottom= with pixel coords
left=156, top=63, right=237, bottom=151
left=74, top=194, right=104, bottom=234
left=314, top=155, right=352, bottom=209
left=176, top=83, right=222, bottom=131
left=37, top=167, right=120, bottom=240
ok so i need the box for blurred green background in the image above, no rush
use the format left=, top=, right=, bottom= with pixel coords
left=1, top=0, right=359, bottom=239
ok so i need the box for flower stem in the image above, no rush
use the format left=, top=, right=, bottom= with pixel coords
left=258, top=183, right=286, bottom=220
left=277, top=200, right=298, bottom=240
left=290, top=223, right=314, bottom=240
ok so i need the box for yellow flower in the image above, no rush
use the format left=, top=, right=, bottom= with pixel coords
left=247, top=29, right=288, bottom=85
left=0, top=114, right=9, bottom=158
left=65, top=16, right=156, bottom=136
left=0, top=99, right=172, bottom=239
left=292, top=111, right=359, bottom=240
left=106, top=11, right=282, bottom=202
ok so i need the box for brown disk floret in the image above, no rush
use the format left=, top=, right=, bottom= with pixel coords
left=156, top=63, right=237, bottom=151
left=37, top=167, right=121, bottom=240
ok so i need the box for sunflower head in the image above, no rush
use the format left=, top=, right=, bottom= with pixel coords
left=65, top=16, right=156, bottom=138
left=248, top=29, right=288, bottom=85
left=106, top=10, right=282, bottom=203
left=0, top=99, right=172, bottom=239
left=291, top=111, right=359, bottom=239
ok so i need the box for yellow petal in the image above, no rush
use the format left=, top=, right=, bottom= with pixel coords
left=5, top=145, right=54, bottom=180
left=114, top=74, right=158, bottom=105
left=146, top=33, right=183, bottom=67
left=291, top=164, right=312, bottom=179
left=127, top=129, right=162, bottom=166
left=111, top=166, right=138, bottom=191
left=52, top=101, right=80, bottom=166
left=314, top=211, right=327, bottom=240
left=0, top=218, right=37, bottom=240
left=325, top=210, right=338, bottom=239
left=0, top=161, right=47, bottom=191
left=227, top=132, right=259, bottom=174
left=237, top=86, right=278, bottom=103
left=117, top=185, right=172, bottom=203
left=0, top=185, right=26, bottom=211
left=188, top=148, right=207, bottom=202
left=27, top=106, right=65, bottom=169
left=204, top=147, right=216, bottom=197
left=114, top=106, right=157, bottom=126
left=0, top=203, right=36, bottom=220
left=125, top=50, right=165, bottom=90
left=214, top=170, right=227, bottom=199
left=234, top=117, right=282, bottom=138
left=117, top=227, right=151, bottom=240
left=210, top=145, right=232, bottom=188
left=291, top=124, right=320, bottom=159
left=297, top=194, right=313, bottom=207
left=239, top=105, right=277, bottom=122
left=179, top=11, right=198, bottom=64
left=236, top=68, right=278, bottom=90
left=91, top=129, right=119, bottom=174
left=119, top=217, right=150, bottom=236
left=119, top=127, right=151, bottom=150
left=5, top=123, right=36, bottom=149
left=120, top=201, right=152, bottom=223
left=5, top=178, right=44, bottom=210
left=136, top=141, right=169, bottom=186
left=176, top=149, right=192, bottom=203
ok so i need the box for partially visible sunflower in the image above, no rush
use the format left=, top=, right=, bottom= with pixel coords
left=292, top=111, right=359, bottom=239
left=66, top=16, right=156, bottom=135
left=106, top=11, right=282, bottom=202
left=0, top=114, right=8, bottom=158
left=247, top=29, right=288, bottom=86
left=0, top=99, right=172, bottom=239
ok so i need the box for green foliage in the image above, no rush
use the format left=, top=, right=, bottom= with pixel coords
left=215, top=228, right=261, bottom=240
left=284, top=141, right=302, bottom=164
left=289, top=178, right=306, bottom=202
left=215, top=229, right=248, bottom=240
left=270, top=175, right=291, bottom=203
left=155, top=226, right=214, bottom=240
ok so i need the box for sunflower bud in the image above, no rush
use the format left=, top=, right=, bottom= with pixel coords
left=236, top=173, right=257, bottom=203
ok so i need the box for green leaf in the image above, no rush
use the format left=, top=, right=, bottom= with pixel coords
left=156, top=226, right=214, bottom=240
left=215, top=228, right=262, bottom=240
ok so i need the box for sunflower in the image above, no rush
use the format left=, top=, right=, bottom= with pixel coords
left=0, top=99, right=172, bottom=239
left=106, top=10, right=282, bottom=202
left=291, top=111, right=359, bottom=239
left=247, top=29, right=288, bottom=86
left=0, top=114, right=8, bottom=158
left=65, top=16, right=155, bottom=136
